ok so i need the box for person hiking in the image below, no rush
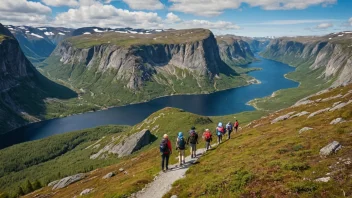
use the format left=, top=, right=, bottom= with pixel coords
left=226, top=121, right=233, bottom=139
left=160, top=134, right=172, bottom=172
left=176, top=132, right=186, bottom=166
left=234, top=120, right=239, bottom=133
left=187, top=126, right=199, bottom=158
left=216, top=122, right=225, bottom=144
left=203, top=129, right=212, bottom=151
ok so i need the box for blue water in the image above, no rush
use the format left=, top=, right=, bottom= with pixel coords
left=0, top=55, right=298, bottom=149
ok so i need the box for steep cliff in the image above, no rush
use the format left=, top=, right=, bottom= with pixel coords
left=42, top=29, right=249, bottom=107
left=261, top=32, right=352, bottom=87
left=0, top=24, right=76, bottom=133
left=217, top=35, right=256, bottom=66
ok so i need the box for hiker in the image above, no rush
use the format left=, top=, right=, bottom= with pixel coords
left=176, top=132, right=186, bottom=166
left=203, top=129, right=212, bottom=150
left=160, top=134, right=172, bottom=172
left=234, top=120, right=239, bottom=133
left=187, top=126, right=199, bottom=158
left=216, top=122, right=225, bottom=144
left=226, top=121, right=233, bottom=139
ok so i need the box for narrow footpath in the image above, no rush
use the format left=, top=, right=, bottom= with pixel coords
left=131, top=146, right=212, bottom=198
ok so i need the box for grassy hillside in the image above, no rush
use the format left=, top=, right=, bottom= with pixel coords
left=165, top=84, right=352, bottom=197
left=67, top=29, right=211, bottom=49
left=7, top=84, right=349, bottom=198
left=0, top=125, right=129, bottom=197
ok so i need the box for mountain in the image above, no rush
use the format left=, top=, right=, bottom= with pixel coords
left=41, top=29, right=252, bottom=108
left=216, top=35, right=257, bottom=66
left=5, top=25, right=73, bottom=63
left=261, top=32, right=352, bottom=87
left=71, top=26, right=165, bottom=36
left=0, top=24, right=76, bottom=133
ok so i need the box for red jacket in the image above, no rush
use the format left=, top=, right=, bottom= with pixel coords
left=165, top=139, right=172, bottom=154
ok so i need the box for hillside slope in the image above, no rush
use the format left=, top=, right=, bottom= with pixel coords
left=5, top=84, right=349, bottom=198
left=0, top=24, right=76, bottom=133
left=41, top=29, right=252, bottom=109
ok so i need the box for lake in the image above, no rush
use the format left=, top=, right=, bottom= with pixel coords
left=0, top=55, right=298, bottom=149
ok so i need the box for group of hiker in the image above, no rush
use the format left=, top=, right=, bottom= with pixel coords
left=159, top=120, right=239, bottom=172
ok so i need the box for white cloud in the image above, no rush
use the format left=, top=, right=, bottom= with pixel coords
left=316, top=22, right=333, bottom=29
left=169, top=0, right=337, bottom=16
left=260, top=19, right=337, bottom=25
left=53, top=3, right=163, bottom=28
left=0, top=0, right=51, bottom=26
left=122, top=0, right=164, bottom=10
left=165, top=12, right=181, bottom=23
left=42, top=0, right=79, bottom=7
left=170, top=20, right=240, bottom=30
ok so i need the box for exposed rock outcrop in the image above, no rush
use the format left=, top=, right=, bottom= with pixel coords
left=299, top=127, right=313, bottom=134
left=51, top=173, right=85, bottom=190
left=308, top=108, right=330, bottom=118
left=320, top=141, right=341, bottom=156
left=330, top=118, right=345, bottom=125
left=103, top=172, right=116, bottom=179
left=217, top=35, right=256, bottom=65
left=90, top=129, right=152, bottom=159
left=80, top=188, right=94, bottom=196
left=271, top=112, right=295, bottom=124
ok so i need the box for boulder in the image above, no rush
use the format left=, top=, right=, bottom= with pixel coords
left=330, top=118, right=345, bottom=125
left=320, top=141, right=341, bottom=156
left=299, top=127, right=313, bottom=134
left=80, top=188, right=94, bottom=196
left=332, top=101, right=342, bottom=107
left=321, top=94, right=342, bottom=102
left=315, top=177, right=331, bottom=182
left=170, top=195, right=178, bottom=198
left=103, top=172, right=116, bottom=179
left=52, top=173, right=85, bottom=190
left=271, top=112, right=295, bottom=124
left=47, top=180, right=59, bottom=187
left=293, top=100, right=314, bottom=107
left=308, top=108, right=330, bottom=118
left=329, top=100, right=352, bottom=111
left=290, top=111, right=309, bottom=119
left=91, top=129, right=151, bottom=159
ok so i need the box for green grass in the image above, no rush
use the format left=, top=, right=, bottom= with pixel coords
left=0, top=125, right=129, bottom=197
left=67, top=29, right=211, bottom=49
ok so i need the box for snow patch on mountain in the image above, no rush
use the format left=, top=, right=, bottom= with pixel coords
left=30, top=33, right=44, bottom=38
left=44, top=32, right=55, bottom=36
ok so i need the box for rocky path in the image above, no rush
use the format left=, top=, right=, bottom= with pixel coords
left=132, top=146, right=211, bottom=198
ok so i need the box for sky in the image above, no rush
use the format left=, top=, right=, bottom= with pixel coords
left=0, top=0, right=351, bottom=37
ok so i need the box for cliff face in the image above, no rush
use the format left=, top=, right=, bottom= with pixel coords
left=261, top=33, right=352, bottom=87
left=217, top=36, right=256, bottom=66
left=46, top=29, right=238, bottom=92
left=0, top=24, right=76, bottom=133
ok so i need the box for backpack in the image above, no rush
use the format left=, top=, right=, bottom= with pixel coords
left=226, top=124, right=233, bottom=131
left=217, top=127, right=224, bottom=136
left=160, top=139, right=168, bottom=153
left=189, top=131, right=198, bottom=144
left=204, top=132, right=211, bottom=140
left=177, top=137, right=186, bottom=150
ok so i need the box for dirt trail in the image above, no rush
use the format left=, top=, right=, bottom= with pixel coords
left=132, top=146, right=211, bottom=198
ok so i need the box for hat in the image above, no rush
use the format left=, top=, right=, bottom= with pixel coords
left=218, top=122, right=223, bottom=127
left=178, top=132, right=183, bottom=138
left=205, top=129, right=210, bottom=132
left=163, top=134, right=168, bottom=139
left=191, top=126, right=196, bottom=130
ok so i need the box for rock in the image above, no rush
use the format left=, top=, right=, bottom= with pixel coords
left=308, top=108, right=330, bottom=118
left=170, top=195, right=178, bottom=198
left=271, top=112, right=296, bottom=124
left=321, top=94, right=343, bottom=102
left=293, top=100, right=314, bottom=107
left=290, top=111, right=310, bottom=119
left=52, top=173, right=85, bottom=190
left=103, top=172, right=116, bottom=179
left=119, top=168, right=124, bottom=172
left=315, top=177, right=331, bottom=182
left=91, top=129, right=152, bottom=159
left=80, top=188, right=94, bottom=196
left=320, top=141, right=342, bottom=156
left=299, top=127, right=313, bottom=134
left=329, top=100, right=352, bottom=111
left=332, top=101, right=342, bottom=107
left=330, top=118, right=345, bottom=125
left=47, top=180, right=59, bottom=187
